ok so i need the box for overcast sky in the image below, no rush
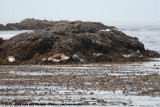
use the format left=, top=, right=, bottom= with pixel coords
left=0, top=0, right=160, bottom=26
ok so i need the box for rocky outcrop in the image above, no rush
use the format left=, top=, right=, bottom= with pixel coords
left=0, top=24, right=5, bottom=30
left=0, top=19, right=57, bottom=30
left=0, top=18, right=111, bottom=31
left=0, top=20, right=159, bottom=64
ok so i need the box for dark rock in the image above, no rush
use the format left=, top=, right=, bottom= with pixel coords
left=143, top=50, right=160, bottom=58
left=0, top=38, right=4, bottom=45
left=0, top=20, right=159, bottom=64
left=5, top=23, right=20, bottom=30
left=0, top=24, right=5, bottom=30
left=0, top=18, right=110, bottom=31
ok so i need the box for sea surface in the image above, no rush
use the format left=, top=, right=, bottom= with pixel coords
left=0, top=30, right=33, bottom=40
left=118, top=25, right=160, bottom=53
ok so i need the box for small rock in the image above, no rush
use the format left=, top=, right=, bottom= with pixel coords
left=71, top=54, right=80, bottom=61
left=48, top=53, right=69, bottom=63
left=80, top=58, right=85, bottom=62
left=100, top=29, right=111, bottom=32
left=122, top=54, right=134, bottom=58
left=8, top=56, right=16, bottom=63
left=93, top=53, right=103, bottom=57
left=9, top=71, right=16, bottom=74
left=42, top=58, right=48, bottom=62
left=48, top=57, right=54, bottom=61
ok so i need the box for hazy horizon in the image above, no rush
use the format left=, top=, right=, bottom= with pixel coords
left=1, top=0, right=160, bottom=26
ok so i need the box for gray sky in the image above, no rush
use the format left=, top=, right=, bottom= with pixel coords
left=0, top=0, right=160, bottom=26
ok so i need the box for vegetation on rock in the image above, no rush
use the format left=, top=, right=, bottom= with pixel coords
left=0, top=19, right=159, bottom=64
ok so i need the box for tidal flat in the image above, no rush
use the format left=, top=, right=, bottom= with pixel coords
left=0, top=59, right=160, bottom=106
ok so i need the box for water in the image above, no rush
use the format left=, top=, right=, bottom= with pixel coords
left=0, top=30, right=33, bottom=40
left=118, top=25, right=160, bottom=53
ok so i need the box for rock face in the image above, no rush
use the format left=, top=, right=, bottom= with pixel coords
left=0, top=20, right=159, bottom=64
left=0, top=18, right=111, bottom=31
left=0, top=38, right=4, bottom=45
left=0, top=38, right=4, bottom=54
left=0, top=24, right=5, bottom=30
